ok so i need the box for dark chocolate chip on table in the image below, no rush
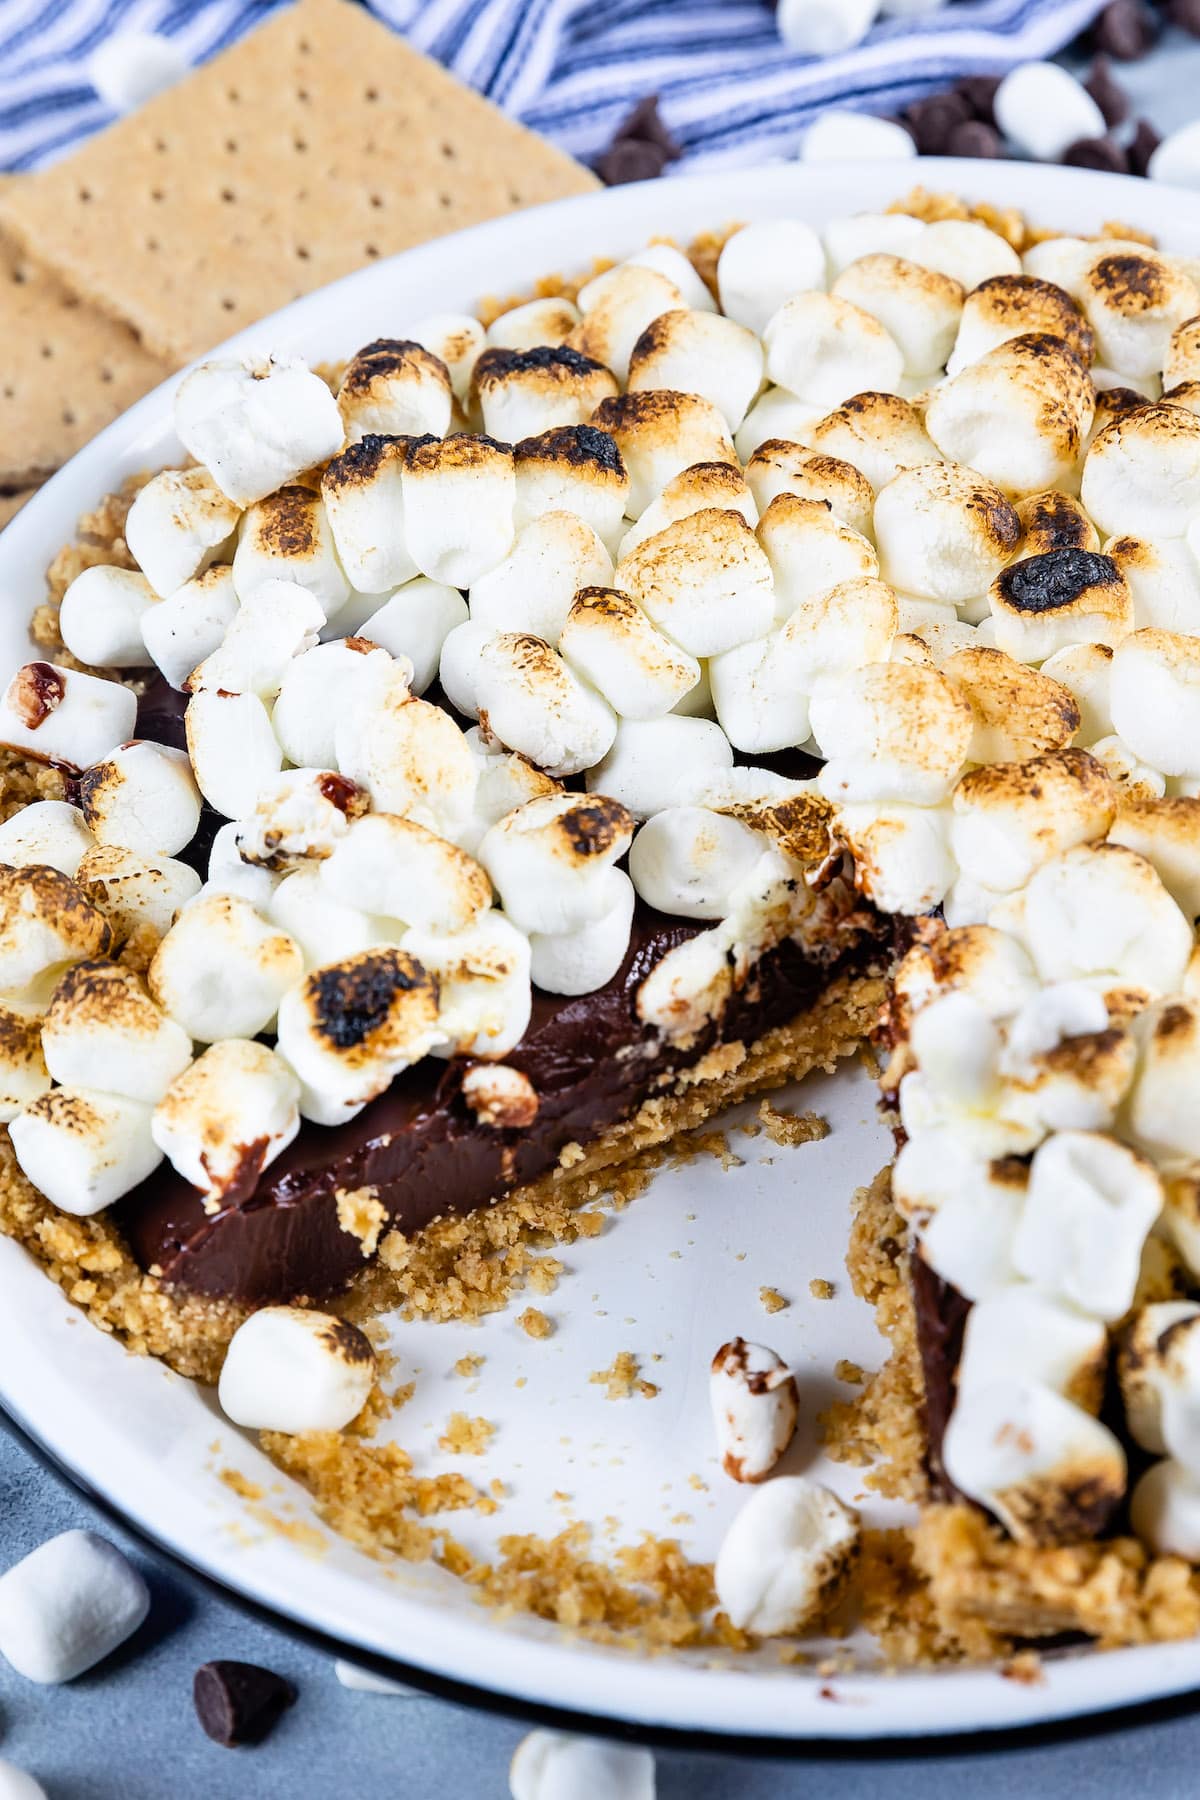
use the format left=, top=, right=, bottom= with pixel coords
left=946, top=119, right=1005, bottom=159
left=904, top=91, right=971, bottom=153
left=1093, top=0, right=1159, bottom=59
left=1128, top=117, right=1162, bottom=177
left=194, top=1660, right=297, bottom=1747
left=1084, top=54, right=1130, bottom=127
left=595, top=137, right=671, bottom=186
left=1063, top=135, right=1131, bottom=173
left=956, top=73, right=1002, bottom=122
left=612, top=94, right=682, bottom=160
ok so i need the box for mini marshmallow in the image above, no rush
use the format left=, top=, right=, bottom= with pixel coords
left=832, top=254, right=963, bottom=378
left=509, top=1731, right=656, bottom=1800
left=0, top=1001, right=51, bottom=1123
left=356, top=580, right=467, bottom=694
left=9, top=1087, right=160, bottom=1215
left=946, top=275, right=1094, bottom=379
left=915, top=1156, right=1027, bottom=1301
left=804, top=393, right=940, bottom=498
left=734, top=389, right=822, bottom=463
left=460, top=1062, right=538, bottom=1128
left=403, top=909, right=531, bottom=1059
left=993, top=61, right=1106, bottom=162
left=42, top=960, right=191, bottom=1104
left=953, top=751, right=1115, bottom=897
left=1128, top=997, right=1200, bottom=1167
left=474, top=633, right=616, bottom=776
left=0, top=863, right=112, bottom=994
left=713, top=1476, right=859, bottom=1637
left=1148, top=120, right=1200, bottom=187
left=812, top=662, right=973, bottom=805
left=335, top=679, right=477, bottom=841
left=907, top=990, right=1004, bottom=1116
left=152, top=1039, right=300, bottom=1203
left=271, top=636, right=395, bottom=771
left=218, top=1306, right=376, bottom=1434
left=125, top=465, right=240, bottom=599
left=834, top=801, right=955, bottom=915
left=801, top=110, right=916, bottom=163
left=763, top=292, right=904, bottom=411
left=777, top=0, right=879, bottom=51
left=1130, top=1458, right=1200, bottom=1560
left=709, top=630, right=812, bottom=755
left=627, top=309, right=764, bottom=433
left=267, top=864, right=383, bottom=969
left=512, top=424, right=629, bottom=553
left=275, top=948, right=441, bottom=1120
left=185, top=688, right=282, bottom=820
left=77, top=845, right=200, bottom=946
left=470, top=512, right=613, bottom=645
left=1118, top=1301, right=1200, bottom=1454
left=58, top=565, right=158, bottom=669
left=322, top=812, right=491, bottom=934
left=906, top=219, right=1021, bottom=290
left=0, top=1530, right=149, bottom=1684
left=191, top=578, right=325, bottom=702
left=988, top=550, right=1132, bottom=663
left=716, top=219, right=826, bottom=337
left=408, top=312, right=486, bottom=402
left=756, top=494, right=878, bottom=623
left=401, top=434, right=516, bottom=587
left=1110, top=629, right=1200, bottom=779
left=173, top=352, right=345, bottom=508
left=1014, top=1130, right=1163, bottom=1321
left=320, top=435, right=418, bottom=594
left=615, top=510, right=774, bottom=657
left=1107, top=535, right=1200, bottom=634
left=1015, top=491, right=1100, bottom=559
left=236, top=768, right=368, bottom=870
left=624, top=242, right=716, bottom=312
left=636, top=926, right=734, bottom=1038
left=1091, top=734, right=1166, bottom=801
left=141, top=563, right=239, bottom=691
left=628, top=807, right=762, bottom=920
left=1039, top=642, right=1115, bottom=742
left=823, top=210, right=926, bottom=278
left=956, top=1285, right=1108, bottom=1414
left=0, top=800, right=93, bottom=879
left=559, top=586, right=700, bottom=719
left=472, top=346, right=616, bottom=443
left=479, top=791, right=633, bottom=935
left=1078, top=250, right=1199, bottom=382
left=76, top=740, right=201, bottom=858
left=590, top=391, right=736, bottom=519
left=941, top=646, right=1080, bottom=762
left=148, top=890, right=302, bottom=1042
left=893, top=923, right=1040, bottom=1027
left=337, top=338, right=452, bottom=443
left=204, top=818, right=281, bottom=911
left=528, top=866, right=635, bottom=996
left=487, top=296, right=581, bottom=353
left=926, top=335, right=1095, bottom=497
left=874, top=464, right=1019, bottom=605
left=745, top=443, right=874, bottom=539
left=710, top=1337, right=799, bottom=1483
left=571, top=264, right=683, bottom=386
left=942, top=1379, right=1125, bottom=1545
left=1166, top=316, right=1200, bottom=390
left=232, top=484, right=349, bottom=619
left=617, top=462, right=757, bottom=562
left=1109, top=796, right=1200, bottom=923
left=1081, top=404, right=1200, bottom=540
left=586, top=716, right=734, bottom=820
left=438, top=621, right=497, bottom=720
left=458, top=732, right=561, bottom=855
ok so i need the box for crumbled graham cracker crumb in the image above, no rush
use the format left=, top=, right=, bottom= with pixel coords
left=757, top=1100, right=829, bottom=1147
left=219, top=1468, right=265, bottom=1502
left=438, top=1412, right=495, bottom=1456
left=590, top=1350, right=658, bottom=1400
left=671, top=1129, right=743, bottom=1171
left=1001, top=1650, right=1046, bottom=1685
left=453, top=1354, right=484, bottom=1378
left=758, top=1286, right=788, bottom=1315
left=835, top=1360, right=866, bottom=1386
left=810, top=1278, right=835, bottom=1300
left=335, top=1186, right=387, bottom=1260
left=517, top=1307, right=554, bottom=1339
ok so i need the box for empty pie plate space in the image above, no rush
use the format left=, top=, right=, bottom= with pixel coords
left=3, top=158, right=1200, bottom=1745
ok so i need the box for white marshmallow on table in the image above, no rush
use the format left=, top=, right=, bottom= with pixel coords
left=1081, top=404, right=1200, bottom=541
left=478, top=791, right=633, bottom=935
left=487, top=296, right=581, bottom=353
left=473, top=633, right=617, bottom=777
left=401, top=434, right=516, bottom=587
left=0, top=800, right=93, bottom=878
left=942, top=1379, right=1126, bottom=1545
left=874, top=463, right=1018, bottom=605
left=590, top=391, right=736, bottom=519
left=512, top=424, right=629, bottom=553
left=232, top=485, right=350, bottom=619
left=509, top=1731, right=655, bottom=1800
left=993, top=62, right=1106, bottom=162
left=408, top=313, right=485, bottom=402
left=41, top=959, right=191, bottom=1105
left=571, top=264, right=683, bottom=387
left=403, top=909, right=531, bottom=1060
left=148, top=889, right=302, bottom=1042
left=191, top=578, right=326, bottom=703
left=1148, top=120, right=1200, bottom=188
left=987, top=550, right=1132, bottom=664
left=125, top=466, right=240, bottom=599
left=1078, top=250, right=1198, bottom=382
left=941, top=646, right=1080, bottom=763
left=906, top=219, right=1021, bottom=290
left=152, top=1039, right=300, bottom=1204
left=469, top=512, right=613, bottom=645
left=807, top=391, right=941, bottom=494
left=268, top=864, right=384, bottom=970
left=173, top=353, right=345, bottom=509
left=812, top=662, right=973, bottom=805
left=236, top=768, right=368, bottom=871
left=0, top=1761, right=47, bottom=1800
left=710, top=1338, right=799, bottom=1483
left=322, top=812, right=491, bottom=935
left=0, top=1530, right=149, bottom=1684
left=1128, top=996, right=1200, bottom=1168
left=925, top=334, right=1095, bottom=496
left=334, top=680, right=478, bottom=843
left=356, top=579, right=467, bottom=695
left=77, top=844, right=201, bottom=947
left=337, top=337, right=452, bottom=443
left=185, top=688, right=282, bottom=820
left=734, top=389, right=822, bottom=463
left=776, top=0, right=879, bottom=49
left=76, top=740, right=201, bottom=858
left=713, top=1476, right=859, bottom=1637
left=628, top=807, right=762, bottom=920
left=756, top=494, right=878, bottom=623
left=1118, top=1301, right=1200, bottom=1454
left=320, top=436, right=418, bottom=595
left=716, top=220, right=825, bottom=338
left=140, top=562, right=239, bottom=691
left=1106, top=534, right=1200, bottom=635
left=624, top=241, right=716, bottom=312
left=823, top=210, right=925, bottom=279
left=9, top=1086, right=161, bottom=1216
left=955, top=1286, right=1108, bottom=1414
left=801, top=111, right=915, bottom=163
left=1110, top=630, right=1200, bottom=779
left=832, top=254, right=962, bottom=378
left=0, top=1001, right=51, bottom=1124
left=271, top=636, right=395, bottom=771
left=58, top=564, right=158, bottom=669
left=1039, top=642, right=1114, bottom=742
left=218, top=1306, right=376, bottom=1434
left=833, top=800, right=955, bottom=916
left=763, top=291, right=904, bottom=412
left=559, top=586, right=700, bottom=719
left=0, top=863, right=112, bottom=994
left=586, top=716, right=734, bottom=820
left=89, top=27, right=187, bottom=110
left=947, top=274, right=1095, bottom=380
left=0, top=662, right=136, bottom=771
left=1109, top=795, right=1200, bottom=923
left=745, top=443, right=874, bottom=539
left=528, top=866, right=635, bottom=996
left=615, top=510, right=774, bottom=657
left=275, top=947, right=441, bottom=1121
left=1013, top=1130, right=1163, bottom=1322
left=627, top=308, right=765, bottom=434
left=1131, top=1458, right=1200, bottom=1558
left=471, top=345, right=617, bottom=443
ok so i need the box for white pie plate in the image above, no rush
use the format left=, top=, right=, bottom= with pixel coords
left=3, top=157, right=1200, bottom=1747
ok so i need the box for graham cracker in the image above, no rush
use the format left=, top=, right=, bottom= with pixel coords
left=0, top=0, right=597, bottom=367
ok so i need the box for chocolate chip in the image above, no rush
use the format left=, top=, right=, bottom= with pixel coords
left=1093, top=0, right=1158, bottom=59
left=193, top=1660, right=297, bottom=1747
left=905, top=91, right=971, bottom=154
left=1171, top=0, right=1200, bottom=37
left=595, top=138, right=671, bottom=186
left=956, top=74, right=1002, bottom=123
left=947, top=119, right=1005, bottom=160
left=1084, top=55, right=1129, bottom=128
left=1128, top=117, right=1162, bottom=176
left=1063, top=135, right=1131, bottom=173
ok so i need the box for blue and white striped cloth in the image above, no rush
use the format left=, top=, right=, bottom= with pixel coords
left=0, top=0, right=1107, bottom=175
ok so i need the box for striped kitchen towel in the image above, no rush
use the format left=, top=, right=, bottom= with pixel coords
left=0, top=0, right=1108, bottom=174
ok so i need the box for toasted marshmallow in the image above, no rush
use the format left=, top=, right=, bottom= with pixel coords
left=271, top=636, right=395, bottom=771
left=571, top=264, right=683, bottom=386
left=149, top=890, right=302, bottom=1042
left=76, top=740, right=201, bottom=859
left=0, top=864, right=112, bottom=994
left=942, top=1378, right=1125, bottom=1545
left=1118, top=1301, right=1200, bottom=1453
left=402, top=909, right=531, bottom=1059
left=173, top=353, right=345, bottom=508
left=710, top=1337, right=799, bottom=1483
left=231, top=484, right=350, bottom=620
left=1165, top=316, right=1200, bottom=389
left=1013, top=1129, right=1162, bottom=1321
left=716, top=219, right=826, bottom=337
left=458, top=732, right=561, bottom=853
left=528, top=866, right=635, bottom=995
left=191, top=578, right=326, bottom=702
left=152, top=1039, right=300, bottom=1204
left=1039, top=642, right=1115, bottom=742
left=335, top=677, right=477, bottom=840
left=1014, top=491, right=1099, bottom=559
left=1131, top=1457, right=1200, bottom=1559
left=956, top=1285, right=1108, bottom=1414
left=58, top=565, right=158, bottom=670
left=472, top=346, right=616, bottom=444
left=635, top=926, right=734, bottom=1037
left=512, top=424, right=629, bottom=553
left=77, top=845, right=200, bottom=947
left=906, top=218, right=1022, bottom=290
left=713, top=1477, right=859, bottom=1637
left=734, top=389, right=822, bottom=463
left=0, top=999, right=51, bottom=1122
left=337, top=337, right=452, bottom=443
left=952, top=751, right=1114, bottom=896
left=823, top=210, right=926, bottom=278
left=460, top=1061, right=538, bottom=1129
left=236, top=769, right=368, bottom=871
left=615, top=510, right=774, bottom=657
left=559, top=587, right=699, bottom=720
left=927, top=335, right=1095, bottom=496
left=319, top=435, right=418, bottom=594
left=1076, top=251, right=1199, bottom=382
left=41, top=959, right=191, bottom=1104
left=408, top=312, right=485, bottom=401
left=400, top=435, right=515, bottom=587
left=585, top=716, right=734, bottom=820
left=0, top=801, right=93, bottom=879
left=988, top=549, right=1132, bottom=663
left=478, top=791, right=633, bottom=934
left=942, top=646, right=1080, bottom=762
left=805, top=391, right=941, bottom=495
left=487, top=297, right=581, bottom=354
left=218, top=1306, right=376, bottom=1434
left=355, top=580, right=467, bottom=695
left=874, top=464, right=1019, bottom=605
left=470, top=513, right=613, bottom=645
left=812, top=662, right=973, bottom=805
left=708, top=630, right=810, bottom=755
left=590, top=391, right=736, bottom=519
left=764, top=292, right=904, bottom=411
left=912, top=1152, right=1027, bottom=1299
left=473, top=634, right=616, bottom=776
left=322, top=813, right=490, bottom=935
left=745, top=444, right=874, bottom=539
left=1082, top=405, right=1200, bottom=541
left=509, top=1732, right=655, bottom=1800
left=9, top=1086, right=160, bottom=1215
left=624, top=243, right=716, bottom=313
left=1107, top=535, right=1200, bottom=634
left=628, top=806, right=762, bottom=920
left=1110, top=629, right=1200, bottom=779
left=756, top=495, right=878, bottom=623
left=617, top=461, right=758, bottom=562
left=946, top=275, right=1094, bottom=379
left=185, top=689, right=282, bottom=821
left=276, top=947, right=440, bottom=1121
left=125, top=466, right=240, bottom=598
left=1090, top=734, right=1166, bottom=801
left=140, top=563, right=239, bottom=692
left=892, top=924, right=1040, bottom=1026
left=832, top=254, right=963, bottom=378
left=1128, top=996, right=1200, bottom=1167
left=835, top=801, right=954, bottom=914
left=1109, top=796, right=1200, bottom=923
left=438, top=621, right=496, bottom=721
left=267, top=863, right=382, bottom=970
left=627, top=309, right=764, bottom=433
